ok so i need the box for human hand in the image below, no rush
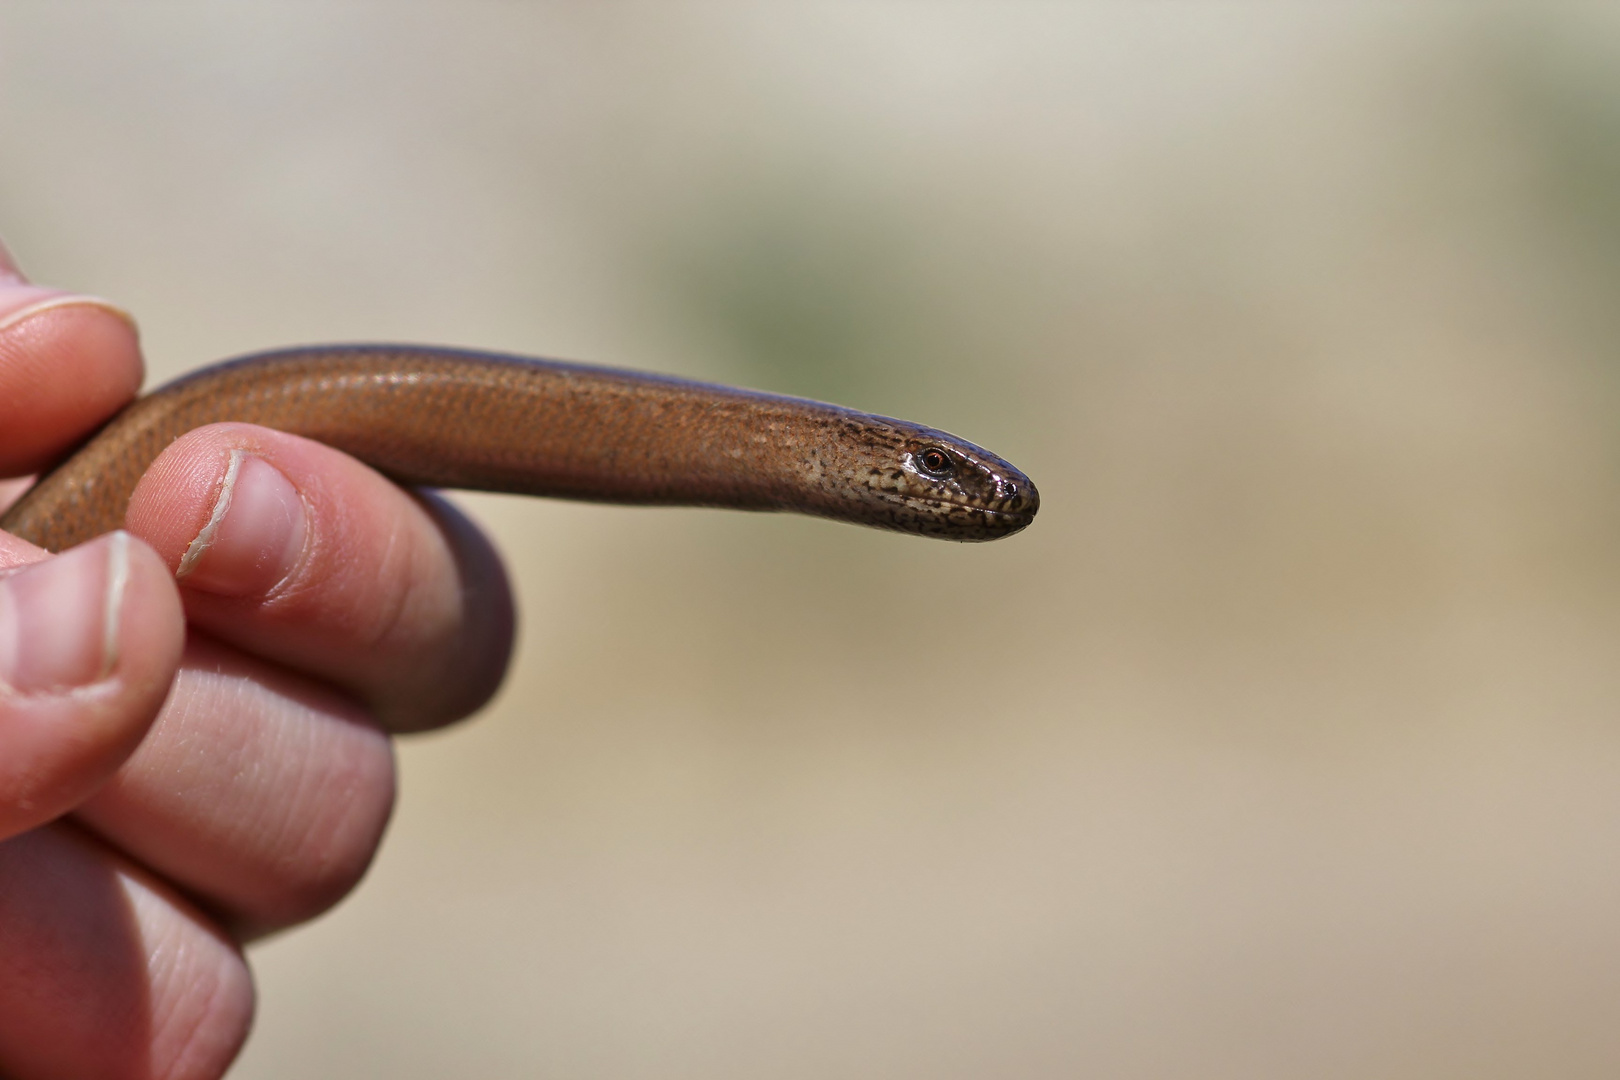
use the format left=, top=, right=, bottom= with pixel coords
left=0, top=245, right=515, bottom=1079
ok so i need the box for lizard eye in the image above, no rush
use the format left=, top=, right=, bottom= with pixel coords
left=914, top=447, right=954, bottom=479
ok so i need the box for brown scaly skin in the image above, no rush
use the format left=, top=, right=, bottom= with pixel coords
left=1, top=345, right=1039, bottom=552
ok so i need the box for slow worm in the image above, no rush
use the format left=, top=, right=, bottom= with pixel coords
left=1, top=345, right=1038, bottom=552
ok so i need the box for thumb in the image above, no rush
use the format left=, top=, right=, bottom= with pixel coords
left=0, top=532, right=184, bottom=839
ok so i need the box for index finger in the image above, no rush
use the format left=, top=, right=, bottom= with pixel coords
left=0, top=280, right=143, bottom=478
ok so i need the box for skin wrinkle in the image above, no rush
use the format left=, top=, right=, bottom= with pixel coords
left=207, top=678, right=306, bottom=857
left=275, top=718, right=367, bottom=892
left=350, top=512, right=468, bottom=723
left=356, top=505, right=422, bottom=655
left=130, top=873, right=250, bottom=1080
left=154, top=967, right=234, bottom=1080
left=234, top=702, right=392, bottom=929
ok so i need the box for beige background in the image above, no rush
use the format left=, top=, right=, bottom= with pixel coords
left=5, top=4, right=1620, bottom=1077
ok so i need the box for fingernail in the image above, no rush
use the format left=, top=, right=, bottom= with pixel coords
left=0, top=284, right=138, bottom=336
left=0, top=532, right=130, bottom=695
left=176, top=451, right=308, bottom=595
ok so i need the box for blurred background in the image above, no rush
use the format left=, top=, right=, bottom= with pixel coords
left=5, top=3, right=1620, bottom=1077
